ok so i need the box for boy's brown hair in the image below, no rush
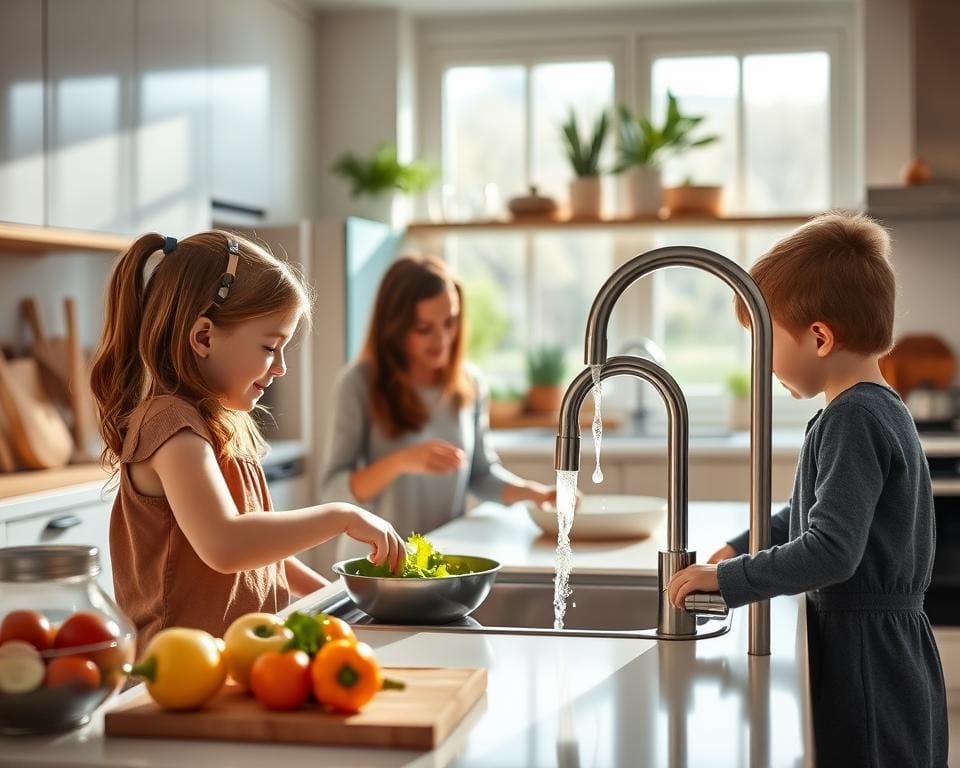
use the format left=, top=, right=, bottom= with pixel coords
left=734, top=211, right=895, bottom=354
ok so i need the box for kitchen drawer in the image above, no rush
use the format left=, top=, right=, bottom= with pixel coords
left=6, top=501, right=114, bottom=597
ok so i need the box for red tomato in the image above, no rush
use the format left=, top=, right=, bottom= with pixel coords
left=54, top=612, right=121, bottom=670
left=45, top=655, right=101, bottom=690
left=0, top=610, right=53, bottom=652
left=249, top=650, right=311, bottom=712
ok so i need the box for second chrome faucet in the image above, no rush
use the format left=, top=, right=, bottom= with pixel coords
left=554, top=245, right=774, bottom=656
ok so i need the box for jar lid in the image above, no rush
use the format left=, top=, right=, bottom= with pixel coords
left=0, top=545, right=100, bottom=582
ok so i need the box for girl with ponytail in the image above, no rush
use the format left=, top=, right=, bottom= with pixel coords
left=91, top=231, right=403, bottom=650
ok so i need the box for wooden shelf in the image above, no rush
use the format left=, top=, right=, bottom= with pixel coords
left=406, top=213, right=816, bottom=236
left=0, top=221, right=132, bottom=254
left=0, top=463, right=109, bottom=500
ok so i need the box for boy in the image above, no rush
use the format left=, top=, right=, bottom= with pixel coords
left=667, top=212, right=948, bottom=767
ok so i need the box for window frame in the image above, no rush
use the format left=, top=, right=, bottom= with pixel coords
left=414, top=10, right=855, bottom=428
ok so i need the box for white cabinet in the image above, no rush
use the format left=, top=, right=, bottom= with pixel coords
left=4, top=496, right=115, bottom=598
left=208, top=0, right=271, bottom=213
left=134, top=0, right=210, bottom=235
left=46, top=0, right=135, bottom=234
left=0, top=0, right=45, bottom=225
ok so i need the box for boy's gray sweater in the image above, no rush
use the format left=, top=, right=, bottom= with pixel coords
left=718, top=382, right=947, bottom=767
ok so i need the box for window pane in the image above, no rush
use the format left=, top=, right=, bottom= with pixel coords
left=443, top=66, right=526, bottom=220
left=531, top=61, right=615, bottom=214
left=446, top=234, right=527, bottom=390
left=652, top=57, right=739, bottom=196
left=743, top=52, right=830, bottom=212
left=652, top=229, right=746, bottom=390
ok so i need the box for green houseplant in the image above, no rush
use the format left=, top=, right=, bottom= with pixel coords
left=615, top=91, right=719, bottom=217
left=725, top=370, right=751, bottom=432
left=525, top=345, right=568, bottom=414
left=332, top=142, right=438, bottom=198
left=559, top=109, right=609, bottom=219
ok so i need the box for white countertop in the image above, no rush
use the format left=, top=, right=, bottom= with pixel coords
left=0, top=502, right=813, bottom=768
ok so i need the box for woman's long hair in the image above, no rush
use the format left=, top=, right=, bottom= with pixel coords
left=361, top=255, right=473, bottom=438
left=90, top=230, right=312, bottom=467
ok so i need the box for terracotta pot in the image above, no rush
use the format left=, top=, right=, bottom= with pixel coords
left=624, top=166, right=663, bottom=217
left=489, top=399, right=524, bottom=426
left=663, top=185, right=724, bottom=217
left=526, top=385, right=564, bottom=414
left=569, top=177, right=602, bottom=220
left=728, top=396, right=751, bottom=432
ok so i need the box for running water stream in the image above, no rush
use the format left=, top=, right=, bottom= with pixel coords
left=552, top=469, right=579, bottom=630
left=590, top=364, right=603, bottom=484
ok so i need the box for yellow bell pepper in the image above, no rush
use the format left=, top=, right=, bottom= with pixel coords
left=222, top=612, right=294, bottom=689
left=131, top=628, right=226, bottom=710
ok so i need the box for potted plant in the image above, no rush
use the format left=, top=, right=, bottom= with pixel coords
left=559, top=109, right=609, bottom=220
left=663, top=176, right=725, bottom=218
left=332, top=142, right=438, bottom=222
left=526, top=345, right=568, bottom=414
left=489, top=386, right=526, bottom=426
left=726, top=370, right=751, bottom=432
left=615, top=91, right=719, bottom=218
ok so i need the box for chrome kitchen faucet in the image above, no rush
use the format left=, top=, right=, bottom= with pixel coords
left=555, top=245, right=774, bottom=656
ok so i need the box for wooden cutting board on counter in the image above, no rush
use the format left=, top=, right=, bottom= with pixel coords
left=105, top=667, right=486, bottom=750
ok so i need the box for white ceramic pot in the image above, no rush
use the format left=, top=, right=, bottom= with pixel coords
left=624, top=166, right=662, bottom=218
left=569, top=176, right=602, bottom=220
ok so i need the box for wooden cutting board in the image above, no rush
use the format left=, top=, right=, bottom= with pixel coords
left=0, top=355, right=73, bottom=469
left=105, top=667, right=486, bottom=750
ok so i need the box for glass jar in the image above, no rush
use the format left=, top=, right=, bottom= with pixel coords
left=0, top=545, right=136, bottom=734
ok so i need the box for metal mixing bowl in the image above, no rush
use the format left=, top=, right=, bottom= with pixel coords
left=331, top=555, right=501, bottom=625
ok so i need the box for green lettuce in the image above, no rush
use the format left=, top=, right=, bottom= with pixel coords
left=350, top=532, right=451, bottom=578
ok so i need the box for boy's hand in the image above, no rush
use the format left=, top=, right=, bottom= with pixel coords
left=667, top=564, right=720, bottom=610
left=707, top=544, right=737, bottom=564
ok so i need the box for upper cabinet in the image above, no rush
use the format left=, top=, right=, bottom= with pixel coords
left=135, top=0, right=210, bottom=235
left=46, top=0, right=135, bottom=234
left=208, top=0, right=271, bottom=213
left=0, top=0, right=315, bottom=237
left=0, top=0, right=45, bottom=226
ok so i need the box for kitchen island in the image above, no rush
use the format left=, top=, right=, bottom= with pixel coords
left=0, top=502, right=812, bottom=767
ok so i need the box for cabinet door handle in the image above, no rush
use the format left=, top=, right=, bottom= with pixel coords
left=44, top=514, right=82, bottom=532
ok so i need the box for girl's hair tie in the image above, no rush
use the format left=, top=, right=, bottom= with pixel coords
left=143, top=234, right=177, bottom=290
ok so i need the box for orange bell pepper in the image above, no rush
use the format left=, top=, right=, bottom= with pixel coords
left=310, top=639, right=403, bottom=713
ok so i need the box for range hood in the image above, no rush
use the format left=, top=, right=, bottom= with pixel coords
left=868, top=183, right=960, bottom=220
left=867, top=1, right=960, bottom=220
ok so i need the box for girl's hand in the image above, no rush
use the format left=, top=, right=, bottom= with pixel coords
left=340, top=506, right=405, bottom=573
left=707, top=544, right=737, bottom=564
left=667, top=564, right=720, bottom=610
left=400, top=440, right=465, bottom=475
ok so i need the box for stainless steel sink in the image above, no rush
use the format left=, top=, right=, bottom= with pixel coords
left=312, top=572, right=732, bottom=641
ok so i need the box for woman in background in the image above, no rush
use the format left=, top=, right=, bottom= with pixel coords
left=320, top=254, right=556, bottom=546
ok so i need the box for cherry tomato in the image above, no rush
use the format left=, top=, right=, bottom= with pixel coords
left=318, top=615, right=355, bottom=645
left=45, top=655, right=101, bottom=689
left=0, top=610, right=53, bottom=652
left=54, top=612, right=122, bottom=670
left=249, top=650, right=311, bottom=711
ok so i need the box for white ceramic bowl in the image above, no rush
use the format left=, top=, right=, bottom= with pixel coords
left=526, top=494, right=667, bottom=541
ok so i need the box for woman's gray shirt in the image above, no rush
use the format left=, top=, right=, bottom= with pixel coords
left=319, top=361, right=520, bottom=538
